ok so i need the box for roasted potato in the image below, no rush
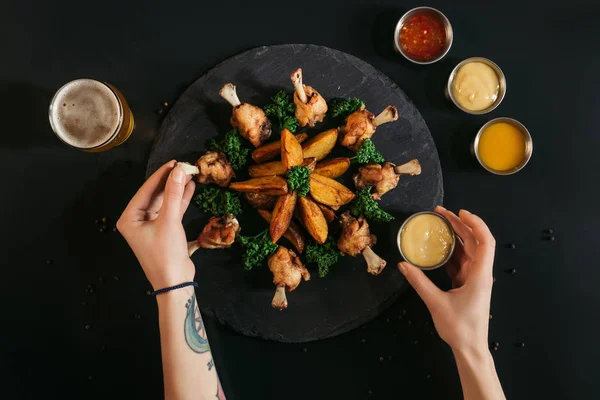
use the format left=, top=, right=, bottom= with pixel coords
left=317, top=203, right=336, bottom=223
left=301, top=129, right=338, bottom=161
left=281, top=129, right=303, bottom=170
left=301, top=157, right=317, bottom=172
left=248, top=161, right=286, bottom=178
left=313, top=157, right=351, bottom=179
left=297, top=196, right=328, bottom=244
left=229, top=176, right=288, bottom=196
left=309, top=173, right=355, bottom=207
left=244, top=192, right=277, bottom=209
left=258, top=209, right=306, bottom=253
left=251, top=132, right=308, bottom=163
left=270, top=191, right=297, bottom=243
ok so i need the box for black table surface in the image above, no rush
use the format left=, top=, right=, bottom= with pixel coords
left=1, top=1, right=598, bottom=399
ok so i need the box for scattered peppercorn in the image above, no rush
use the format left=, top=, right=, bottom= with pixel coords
left=545, top=229, right=554, bottom=234
left=368, top=390, right=373, bottom=396
left=302, top=348, right=308, bottom=353
left=163, top=101, right=169, bottom=107
left=94, top=219, right=100, bottom=224
left=361, top=338, right=367, bottom=344
left=386, top=318, right=390, bottom=323
left=407, top=320, right=412, bottom=325
left=45, top=259, right=52, bottom=265
left=89, top=288, right=95, bottom=294
left=134, top=314, right=141, bottom=320
left=100, top=345, right=106, bottom=351
left=98, top=277, right=104, bottom=283
left=508, top=268, right=517, bottom=275
left=492, top=346, right=499, bottom=352
left=88, top=376, right=93, bottom=381
left=402, top=309, right=407, bottom=316
left=507, top=243, right=516, bottom=249
left=84, top=324, right=91, bottom=330
left=387, top=355, right=392, bottom=361
left=146, top=290, right=152, bottom=296
left=101, top=217, right=108, bottom=223
left=99, top=227, right=105, bottom=233
left=426, top=374, right=431, bottom=379
left=81, top=301, right=87, bottom=307
left=113, top=276, right=119, bottom=281
left=379, top=356, right=384, bottom=361
left=516, top=342, right=525, bottom=348
left=489, top=314, right=493, bottom=320
left=491, top=341, right=499, bottom=348
left=112, top=227, right=118, bottom=232
left=549, top=236, right=555, bottom=241
left=493, top=276, right=496, bottom=283
left=413, top=340, right=419, bottom=345
left=155, top=108, right=163, bottom=115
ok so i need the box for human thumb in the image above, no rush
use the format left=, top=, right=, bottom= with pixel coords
left=161, top=165, right=186, bottom=221
left=398, top=262, right=443, bottom=310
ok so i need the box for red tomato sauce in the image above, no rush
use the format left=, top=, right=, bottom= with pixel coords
left=399, top=12, right=447, bottom=61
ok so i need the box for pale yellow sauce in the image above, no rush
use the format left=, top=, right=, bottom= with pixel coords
left=400, top=214, right=453, bottom=268
left=452, top=62, right=499, bottom=111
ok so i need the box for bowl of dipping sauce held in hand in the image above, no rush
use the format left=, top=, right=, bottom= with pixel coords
left=473, top=117, right=533, bottom=175
left=447, top=57, right=506, bottom=114
left=394, top=7, right=453, bottom=64
left=398, top=212, right=456, bottom=270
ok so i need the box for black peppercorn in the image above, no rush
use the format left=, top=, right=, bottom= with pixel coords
left=387, top=355, right=392, bottom=360
left=146, top=290, right=151, bottom=296
left=84, top=324, right=91, bottom=330
left=507, top=243, right=516, bottom=249
left=546, top=229, right=554, bottom=234
left=413, top=340, right=419, bottom=345
left=368, top=390, right=373, bottom=396
left=509, top=268, right=517, bottom=275
left=302, top=348, right=307, bottom=353
left=361, top=338, right=367, bottom=344
left=101, top=217, right=108, bottom=223
left=99, top=227, right=105, bottom=233
left=113, top=276, right=119, bottom=281
left=45, top=259, right=52, bottom=265
left=426, top=374, right=431, bottom=379
left=379, top=356, right=384, bottom=361
left=163, top=101, right=169, bottom=107
left=550, top=236, right=555, bottom=241
left=134, top=314, right=141, bottom=320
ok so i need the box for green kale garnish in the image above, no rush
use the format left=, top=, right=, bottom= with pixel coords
left=238, top=229, right=279, bottom=270
left=208, top=128, right=250, bottom=171
left=305, top=237, right=340, bottom=278
left=350, top=138, right=385, bottom=164
left=287, top=166, right=311, bottom=197
left=350, top=187, right=394, bottom=223
left=264, top=91, right=299, bottom=133
left=329, top=97, right=364, bottom=118
left=193, top=187, right=242, bottom=217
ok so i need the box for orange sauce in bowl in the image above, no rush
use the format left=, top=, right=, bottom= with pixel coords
left=478, top=122, right=527, bottom=171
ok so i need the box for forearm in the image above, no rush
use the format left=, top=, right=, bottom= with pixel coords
left=453, top=347, right=505, bottom=400
left=157, top=287, right=225, bottom=400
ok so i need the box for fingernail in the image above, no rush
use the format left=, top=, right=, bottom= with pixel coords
left=398, top=262, right=408, bottom=275
left=459, top=209, right=472, bottom=215
left=172, top=167, right=185, bottom=183
left=436, top=205, right=446, bottom=211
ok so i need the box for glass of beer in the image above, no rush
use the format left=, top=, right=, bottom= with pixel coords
left=48, top=79, right=135, bottom=152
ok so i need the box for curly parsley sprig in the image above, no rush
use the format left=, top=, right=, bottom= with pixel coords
left=287, top=166, right=311, bottom=197
left=329, top=97, right=364, bottom=118
left=208, top=128, right=250, bottom=171
left=350, top=187, right=394, bottom=223
left=350, top=138, right=385, bottom=165
left=238, top=230, right=279, bottom=270
left=264, top=91, right=299, bottom=133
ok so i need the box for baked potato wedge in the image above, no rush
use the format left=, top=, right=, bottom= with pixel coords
left=248, top=160, right=286, bottom=178
left=248, top=157, right=317, bottom=178
left=251, top=132, right=308, bottom=163
left=301, top=129, right=338, bottom=161
left=296, top=196, right=328, bottom=244
left=281, top=128, right=303, bottom=170
left=244, top=192, right=277, bottom=209
left=309, top=173, right=355, bottom=207
left=229, top=176, right=288, bottom=196
left=313, top=157, right=351, bottom=179
left=258, top=209, right=306, bottom=254
left=317, top=203, right=336, bottom=223
left=270, top=191, right=297, bottom=243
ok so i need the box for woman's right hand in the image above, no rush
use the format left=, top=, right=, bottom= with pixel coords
left=398, top=206, right=496, bottom=355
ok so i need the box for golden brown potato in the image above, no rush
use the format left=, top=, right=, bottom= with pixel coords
left=229, top=176, right=288, bottom=196
left=258, top=209, right=306, bottom=254
left=301, top=157, right=317, bottom=172
left=244, top=192, right=277, bottom=209
left=309, top=174, right=355, bottom=207
left=281, top=129, right=303, bottom=170
left=248, top=161, right=286, bottom=178
left=313, top=157, right=351, bottom=179
left=301, top=129, right=338, bottom=161
left=317, top=203, right=336, bottom=223
left=270, top=191, right=297, bottom=243
left=297, top=196, right=328, bottom=244
left=251, top=132, right=308, bottom=164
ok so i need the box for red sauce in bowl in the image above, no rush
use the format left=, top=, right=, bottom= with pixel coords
left=399, top=12, right=447, bottom=62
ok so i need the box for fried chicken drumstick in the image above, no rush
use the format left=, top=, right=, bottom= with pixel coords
left=220, top=83, right=272, bottom=147
left=268, top=246, right=310, bottom=310
left=195, top=151, right=235, bottom=187
left=290, top=68, right=328, bottom=128
left=339, top=105, right=398, bottom=151
left=337, top=211, right=387, bottom=275
left=188, top=214, right=240, bottom=256
left=353, top=159, right=421, bottom=200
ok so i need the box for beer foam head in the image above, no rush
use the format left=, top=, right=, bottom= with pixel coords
left=50, top=79, right=121, bottom=149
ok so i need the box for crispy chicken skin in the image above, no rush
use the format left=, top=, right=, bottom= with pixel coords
left=195, top=151, right=235, bottom=187
left=268, top=246, right=310, bottom=310
left=188, top=215, right=240, bottom=256
left=244, top=192, right=277, bottom=210
left=339, top=105, right=398, bottom=151
left=220, top=83, right=272, bottom=147
left=338, top=211, right=387, bottom=275
left=337, top=211, right=376, bottom=256
left=353, top=159, right=422, bottom=200
left=291, top=68, right=328, bottom=128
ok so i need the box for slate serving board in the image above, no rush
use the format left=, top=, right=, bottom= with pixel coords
left=146, top=44, right=443, bottom=342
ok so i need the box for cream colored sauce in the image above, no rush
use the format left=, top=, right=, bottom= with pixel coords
left=452, top=62, right=499, bottom=111
left=400, top=214, right=453, bottom=268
